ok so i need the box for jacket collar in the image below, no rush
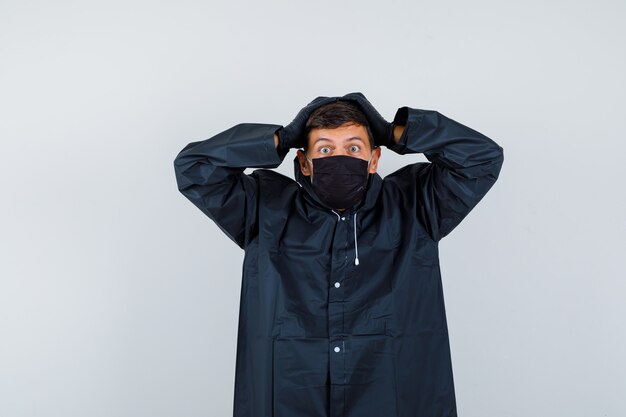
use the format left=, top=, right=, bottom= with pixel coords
left=292, top=155, right=383, bottom=215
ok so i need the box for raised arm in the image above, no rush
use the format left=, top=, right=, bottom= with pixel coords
left=173, top=123, right=284, bottom=248
left=387, top=107, right=504, bottom=242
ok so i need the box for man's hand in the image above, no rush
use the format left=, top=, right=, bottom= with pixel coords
left=341, top=92, right=395, bottom=148
left=275, top=93, right=407, bottom=152
left=276, top=96, right=338, bottom=152
left=389, top=106, right=410, bottom=145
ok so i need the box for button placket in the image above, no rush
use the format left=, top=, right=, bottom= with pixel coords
left=328, top=210, right=347, bottom=391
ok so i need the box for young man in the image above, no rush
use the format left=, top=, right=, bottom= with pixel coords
left=174, top=92, right=504, bottom=417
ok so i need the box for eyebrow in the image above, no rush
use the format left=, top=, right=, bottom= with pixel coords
left=312, top=136, right=366, bottom=146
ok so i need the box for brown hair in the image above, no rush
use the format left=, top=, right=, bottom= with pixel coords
left=304, top=100, right=374, bottom=151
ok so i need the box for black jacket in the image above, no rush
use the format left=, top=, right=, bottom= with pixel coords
left=174, top=105, right=504, bottom=417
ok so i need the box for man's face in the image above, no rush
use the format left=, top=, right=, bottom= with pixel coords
left=296, top=123, right=382, bottom=177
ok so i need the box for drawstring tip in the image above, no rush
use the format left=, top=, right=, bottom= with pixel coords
left=355, top=258, right=360, bottom=266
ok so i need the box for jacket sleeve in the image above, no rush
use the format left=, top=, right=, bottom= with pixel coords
left=388, top=107, right=504, bottom=242
left=173, top=123, right=285, bottom=249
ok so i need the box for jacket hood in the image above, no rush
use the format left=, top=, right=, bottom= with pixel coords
left=292, top=155, right=383, bottom=215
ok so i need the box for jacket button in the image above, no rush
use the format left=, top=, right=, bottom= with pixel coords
left=341, top=217, right=346, bottom=221
left=334, top=346, right=341, bottom=353
left=334, top=282, right=341, bottom=288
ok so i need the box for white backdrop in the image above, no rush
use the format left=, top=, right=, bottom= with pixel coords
left=1, top=1, right=625, bottom=416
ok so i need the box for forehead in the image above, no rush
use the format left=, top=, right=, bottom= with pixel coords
left=308, top=123, right=370, bottom=147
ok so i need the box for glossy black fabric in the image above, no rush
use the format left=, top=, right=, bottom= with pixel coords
left=173, top=107, right=504, bottom=417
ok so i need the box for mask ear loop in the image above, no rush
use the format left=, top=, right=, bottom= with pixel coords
left=305, top=152, right=314, bottom=184
left=365, top=153, right=373, bottom=182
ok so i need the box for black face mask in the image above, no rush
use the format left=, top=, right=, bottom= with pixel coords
left=306, top=154, right=371, bottom=210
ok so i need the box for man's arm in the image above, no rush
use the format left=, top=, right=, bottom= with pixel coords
left=174, top=123, right=285, bottom=249
left=387, top=107, right=504, bottom=242
left=393, top=124, right=405, bottom=144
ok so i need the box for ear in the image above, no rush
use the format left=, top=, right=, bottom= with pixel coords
left=368, top=146, right=382, bottom=174
left=296, top=149, right=312, bottom=176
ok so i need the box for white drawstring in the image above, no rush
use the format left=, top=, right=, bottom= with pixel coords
left=331, top=210, right=360, bottom=266
left=353, top=211, right=360, bottom=266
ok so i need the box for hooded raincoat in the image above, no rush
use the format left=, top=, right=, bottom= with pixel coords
left=174, top=106, right=504, bottom=417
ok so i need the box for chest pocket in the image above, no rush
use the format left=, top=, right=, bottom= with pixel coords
left=358, top=227, right=402, bottom=255
left=351, top=318, right=388, bottom=336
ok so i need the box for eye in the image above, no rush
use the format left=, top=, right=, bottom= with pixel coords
left=319, top=146, right=331, bottom=154
left=349, top=145, right=360, bottom=153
